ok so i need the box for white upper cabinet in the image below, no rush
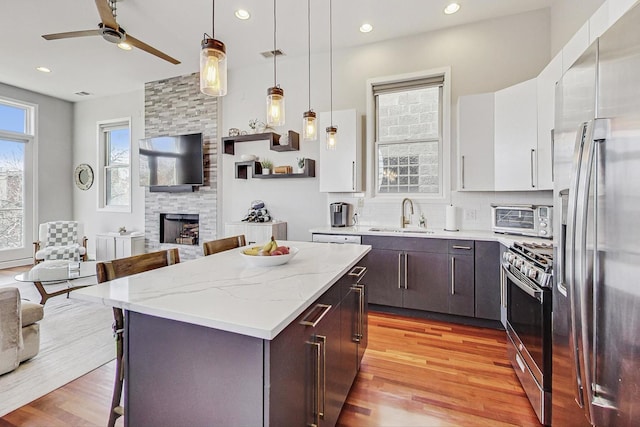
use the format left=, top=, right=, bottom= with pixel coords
left=457, top=92, right=495, bottom=191
left=608, top=0, right=639, bottom=29
left=536, top=52, right=563, bottom=190
left=494, top=78, right=538, bottom=191
left=319, top=109, right=363, bottom=192
left=562, top=21, right=590, bottom=74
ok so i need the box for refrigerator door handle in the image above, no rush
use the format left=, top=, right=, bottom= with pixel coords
left=585, top=120, right=619, bottom=423
left=575, top=118, right=612, bottom=423
left=566, top=121, right=590, bottom=410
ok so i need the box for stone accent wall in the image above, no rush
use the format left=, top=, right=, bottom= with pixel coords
left=144, top=73, right=218, bottom=260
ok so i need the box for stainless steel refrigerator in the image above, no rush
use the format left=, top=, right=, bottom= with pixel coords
left=553, top=2, right=640, bottom=426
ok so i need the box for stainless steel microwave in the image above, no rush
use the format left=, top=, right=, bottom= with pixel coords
left=491, top=205, right=553, bottom=239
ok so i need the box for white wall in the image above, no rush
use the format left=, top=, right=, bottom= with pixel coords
left=73, top=90, right=145, bottom=257
left=220, top=9, right=553, bottom=240
left=0, top=82, right=73, bottom=225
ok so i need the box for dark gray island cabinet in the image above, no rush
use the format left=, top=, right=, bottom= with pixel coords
left=71, top=241, right=370, bottom=427
left=361, top=236, right=500, bottom=321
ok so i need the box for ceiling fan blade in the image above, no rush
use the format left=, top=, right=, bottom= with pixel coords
left=125, top=35, right=180, bottom=64
left=42, top=29, right=102, bottom=40
left=95, top=0, right=118, bottom=29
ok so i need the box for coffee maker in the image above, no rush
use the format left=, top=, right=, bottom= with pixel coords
left=330, top=202, right=352, bottom=227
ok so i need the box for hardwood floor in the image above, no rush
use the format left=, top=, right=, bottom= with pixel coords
left=337, top=312, right=540, bottom=427
left=1, top=311, right=539, bottom=427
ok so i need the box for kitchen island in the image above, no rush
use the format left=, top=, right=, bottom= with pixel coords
left=72, top=240, right=371, bottom=427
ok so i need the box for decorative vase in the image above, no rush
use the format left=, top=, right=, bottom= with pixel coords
left=297, top=168, right=305, bottom=174
left=262, top=168, right=271, bottom=175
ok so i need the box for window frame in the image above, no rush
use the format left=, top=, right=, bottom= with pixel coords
left=96, top=118, right=131, bottom=213
left=365, top=68, right=451, bottom=203
left=0, top=96, right=37, bottom=266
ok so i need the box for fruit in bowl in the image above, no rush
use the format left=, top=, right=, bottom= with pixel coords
left=241, top=237, right=298, bottom=266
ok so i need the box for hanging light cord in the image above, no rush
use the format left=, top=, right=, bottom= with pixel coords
left=212, top=0, right=215, bottom=37
left=307, top=0, right=311, bottom=110
left=273, top=0, right=277, bottom=87
left=329, top=0, right=333, bottom=125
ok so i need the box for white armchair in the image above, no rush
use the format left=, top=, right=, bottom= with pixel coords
left=0, top=287, right=44, bottom=376
left=33, top=221, right=88, bottom=265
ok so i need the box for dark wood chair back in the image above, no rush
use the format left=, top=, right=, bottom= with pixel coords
left=96, top=248, right=180, bottom=283
left=96, top=248, right=180, bottom=427
left=202, top=235, right=246, bottom=256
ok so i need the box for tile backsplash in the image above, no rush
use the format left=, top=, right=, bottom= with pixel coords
left=327, top=191, right=553, bottom=231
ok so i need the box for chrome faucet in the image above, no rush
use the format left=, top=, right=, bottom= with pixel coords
left=401, top=198, right=414, bottom=228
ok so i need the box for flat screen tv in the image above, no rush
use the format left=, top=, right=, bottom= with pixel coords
left=139, top=133, right=204, bottom=192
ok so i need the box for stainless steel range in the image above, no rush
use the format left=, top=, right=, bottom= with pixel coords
left=501, top=241, right=553, bottom=426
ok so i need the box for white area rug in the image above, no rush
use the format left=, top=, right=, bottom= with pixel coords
left=0, top=277, right=114, bottom=416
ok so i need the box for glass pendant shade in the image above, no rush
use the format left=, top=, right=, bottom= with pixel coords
left=326, top=126, right=337, bottom=150
left=200, top=38, right=227, bottom=96
left=302, top=110, right=317, bottom=140
left=266, top=86, right=285, bottom=126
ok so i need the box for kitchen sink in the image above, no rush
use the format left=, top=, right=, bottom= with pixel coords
left=368, top=227, right=435, bottom=234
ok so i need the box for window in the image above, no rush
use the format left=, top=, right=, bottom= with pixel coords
left=98, top=119, right=131, bottom=211
left=367, top=69, right=451, bottom=199
left=0, top=97, right=35, bottom=264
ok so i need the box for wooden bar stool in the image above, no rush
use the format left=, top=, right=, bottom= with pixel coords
left=96, top=248, right=180, bottom=427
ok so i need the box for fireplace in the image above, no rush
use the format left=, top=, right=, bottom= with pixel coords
left=160, top=214, right=199, bottom=245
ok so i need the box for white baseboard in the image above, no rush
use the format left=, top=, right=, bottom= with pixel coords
left=0, top=258, right=33, bottom=270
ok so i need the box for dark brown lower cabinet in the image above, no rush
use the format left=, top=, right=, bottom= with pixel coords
left=125, top=265, right=367, bottom=427
left=474, top=241, right=501, bottom=321
left=448, top=240, right=475, bottom=317
left=362, top=236, right=501, bottom=321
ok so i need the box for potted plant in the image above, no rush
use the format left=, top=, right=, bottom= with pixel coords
left=261, top=159, right=273, bottom=175
left=297, top=157, right=305, bottom=174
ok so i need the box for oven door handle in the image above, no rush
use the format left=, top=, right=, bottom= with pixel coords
left=501, top=263, right=543, bottom=303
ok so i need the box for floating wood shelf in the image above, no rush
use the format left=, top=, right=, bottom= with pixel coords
left=223, top=131, right=299, bottom=155
left=235, top=159, right=315, bottom=180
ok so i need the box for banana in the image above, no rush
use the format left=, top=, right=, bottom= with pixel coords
left=261, top=236, right=275, bottom=253
left=243, top=246, right=262, bottom=256
left=260, top=236, right=277, bottom=254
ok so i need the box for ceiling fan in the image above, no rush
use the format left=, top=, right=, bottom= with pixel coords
left=42, top=0, right=180, bottom=64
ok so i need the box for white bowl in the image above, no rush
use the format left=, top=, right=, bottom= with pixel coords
left=239, top=246, right=298, bottom=267
left=240, top=154, right=257, bottom=161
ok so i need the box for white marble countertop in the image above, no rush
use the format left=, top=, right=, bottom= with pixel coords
left=309, top=226, right=553, bottom=247
left=71, top=241, right=370, bottom=340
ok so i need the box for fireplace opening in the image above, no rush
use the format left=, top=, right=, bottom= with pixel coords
left=160, top=213, right=199, bottom=245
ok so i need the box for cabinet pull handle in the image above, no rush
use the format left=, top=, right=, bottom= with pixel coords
left=451, top=257, right=456, bottom=295
left=348, top=266, right=367, bottom=281
left=357, top=284, right=365, bottom=341
left=317, top=335, right=326, bottom=420
left=530, top=148, right=536, bottom=188
left=404, top=252, right=408, bottom=290
left=300, top=304, right=332, bottom=327
left=351, top=286, right=363, bottom=342
left=398, top=253, right=402, bottom=289
left=451, top=245, right=471, bottom=250
left=461, top=155, right=465, bottom=189
left=307, top=340, right=321, bottom=427
left=352, top=161, right=356, bottom=190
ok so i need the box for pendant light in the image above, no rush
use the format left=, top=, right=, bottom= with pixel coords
left=200, top=0, right=227, bottom=96
left=302, top=0, right=317, bottom=141
left=266, top=0, right=285, bottom=126
left=326, top=0, right=337, bottom=150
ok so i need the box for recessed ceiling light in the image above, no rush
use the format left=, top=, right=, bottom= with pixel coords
left=444, top=3, right=461, bottom=15
left=36, top=66, right=51, bottom=73
left=235, top=9, right=251, bottom=20
left=359, top=23, right=373, bottom=33
left=117, top=42, right=132, bottom=51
